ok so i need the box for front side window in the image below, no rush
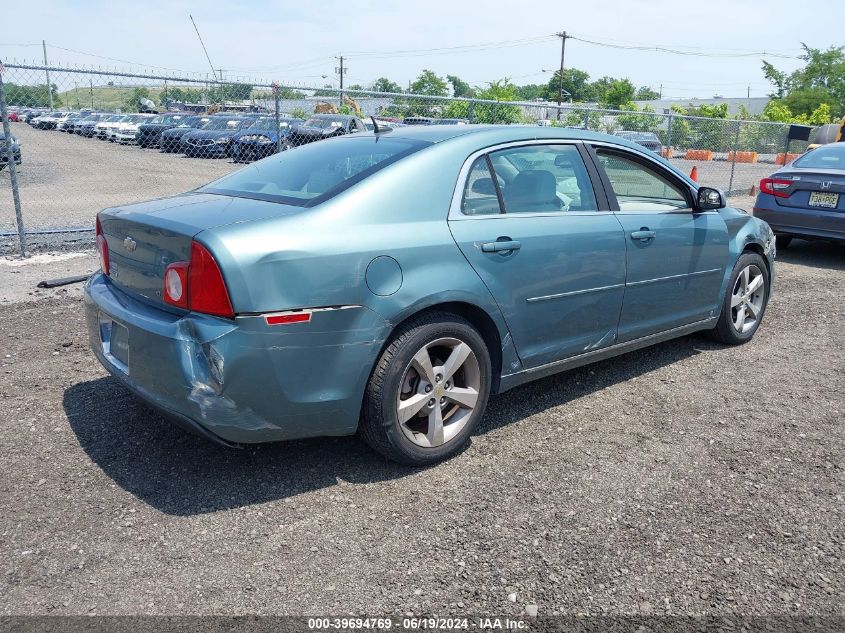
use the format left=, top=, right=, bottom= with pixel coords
left=595, top=150, right=689, bottom=211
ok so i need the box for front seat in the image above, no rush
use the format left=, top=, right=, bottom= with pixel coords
left=503, top=169, right=560, bottom=213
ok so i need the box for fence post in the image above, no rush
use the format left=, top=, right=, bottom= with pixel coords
left=727, top=119, right=741, bottom=196
left=666, top=112, right=674, bottom=156
left=0, top=66, right=28, bottom=257
left=582, top=110, right=590, bottom=130
left=468, top=99, right=475, bottom=124
left=273, top=82, right=282, bottom=154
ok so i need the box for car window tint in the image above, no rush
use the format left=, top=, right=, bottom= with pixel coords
left=596, top=150, right=689, bottom=211
left=488, top=145, right=598, bottom=214
left=793, top=145, right=845, bottom=169
left=461, top=157, right=503, bottom=216
left=199, top=137, right=430, bottom=206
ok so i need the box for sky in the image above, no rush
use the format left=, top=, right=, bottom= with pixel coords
left=2, top=0, right=842, bottom=99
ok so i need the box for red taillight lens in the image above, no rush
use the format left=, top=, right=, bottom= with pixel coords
left=188, top=241, right=234, bottom=318
left=760, top=178, right=792, bottom=198
left=163, top=261, right=189, bottom=309
left=161, top=241, right=234, bottom=318
left=95, top=217, right=110, bottom=276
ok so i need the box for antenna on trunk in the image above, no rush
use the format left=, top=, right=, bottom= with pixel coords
left=370, top=116, right=381, bottom=134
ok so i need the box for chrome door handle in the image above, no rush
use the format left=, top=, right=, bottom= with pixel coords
left=481, top=240, right=522, bottom=254
left=631, top=229, right=656, bottom=242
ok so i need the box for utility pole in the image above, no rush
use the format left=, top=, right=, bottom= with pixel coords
left=42, top=40, right=53, bottom=109
left=555, top=31, right=568, bottom=120
left=659, top=84, right=663, bottom=99
left=335, top=56, right=346, bottom=108
left=216, top=69, right=226, bottom=106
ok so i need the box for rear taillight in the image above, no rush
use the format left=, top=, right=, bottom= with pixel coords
left=162, top=241, right=234, bottom=318
left=95, top=216, right=109, bottom=275
left=163, top=262, right=189, bottom=309
left=759, top=178, right=792, bottom=198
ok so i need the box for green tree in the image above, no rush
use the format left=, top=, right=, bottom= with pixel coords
left=616, top=103, right=660, bottom=131
left=514, top=83, right=546, bottom=101
left=447, top=75, right=474, bottom=98
left=442, top=79, right=524, bottom=124
left=762, top=44, right=845, bottom=117
left=5, top=83, right=61, bottom=107
left=600, top=79, right=636, bottom=109
left=123, top=87, right=152, bottom=112
left=545, top=68, right=593, bottom=102
left=634, top=86, right=661, bottom=100
left=410, top=69, right=448, bottom=96
left=370, top=77, right=402, bottom=94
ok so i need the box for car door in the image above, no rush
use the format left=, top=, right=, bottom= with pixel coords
left=589, top=145, right=729, bottom=343
left=448, top=142, right=627, bottom=369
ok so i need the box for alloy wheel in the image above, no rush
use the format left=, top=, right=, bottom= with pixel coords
left=396, top=337, right=481, bottom=448
left=731, top=264, right=765, bottom=334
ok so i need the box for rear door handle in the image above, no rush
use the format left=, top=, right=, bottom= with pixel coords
left=630, top=229, right=656, bottom=242
left=481, top=239, right=522, bottom=254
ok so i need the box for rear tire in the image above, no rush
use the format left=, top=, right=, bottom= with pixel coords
left=360, top=312, right=491, bottom=465
left=775, top=234, right=793, bottom=250
left=708, top=252, right=770, bottom=345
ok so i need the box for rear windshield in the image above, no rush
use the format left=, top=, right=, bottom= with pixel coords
left=199, top=136, right=430, bottom=206
left=792, top=144, right=845, bottom=170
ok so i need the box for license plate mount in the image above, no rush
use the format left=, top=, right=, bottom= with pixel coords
left=808, top=191, right=839, bottom=209
left=98, top=313, right=129, bottom=374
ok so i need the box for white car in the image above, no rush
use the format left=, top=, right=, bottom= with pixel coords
left=94, top=115, right=129, bottom=140
left=33, top=111, right=70, bottom=130
left=112, top=114, right=156, bottom=144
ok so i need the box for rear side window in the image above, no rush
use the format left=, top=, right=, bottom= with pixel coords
left=461, top=157, right=503, bottom=216
left=199, top=136, right=430, bottom=207
left=460, top=144, right=598, bottom=215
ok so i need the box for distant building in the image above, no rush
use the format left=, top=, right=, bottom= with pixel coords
left=630, top=97, right=770, bottom=117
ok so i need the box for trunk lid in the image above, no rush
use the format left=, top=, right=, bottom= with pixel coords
left=773, top=169, right=845, bottom=211
left=99, top=193, right=302, bottom=306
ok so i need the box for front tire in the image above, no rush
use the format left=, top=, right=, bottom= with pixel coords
left=360, top=312, right=492, bottom=465
left=708, top=252, right=770, bottom=345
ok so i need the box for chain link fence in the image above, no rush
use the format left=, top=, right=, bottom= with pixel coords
left=1, top=62, right=810, bottom=255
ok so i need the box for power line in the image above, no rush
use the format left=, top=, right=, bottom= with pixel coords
left=569, top=35, right=801, bottom=59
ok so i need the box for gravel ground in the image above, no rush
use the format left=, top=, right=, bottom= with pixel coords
left=0, top=123, right=238, bottom=233
left=0, top=239, right=842, bottom=620
left=1, top=121, right=773, bottom=234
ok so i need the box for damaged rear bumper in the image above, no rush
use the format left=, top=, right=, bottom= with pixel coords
left=83, top=273, right=392, bottom=444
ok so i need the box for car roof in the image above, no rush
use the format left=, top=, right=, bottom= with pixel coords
left=382, top=124, right=646, bottom=147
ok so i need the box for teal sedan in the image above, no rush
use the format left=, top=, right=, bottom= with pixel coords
left=85, top=125, right=775, bottom=464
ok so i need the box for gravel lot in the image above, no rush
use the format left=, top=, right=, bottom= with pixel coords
left=0, top=123, right=238, bottom=233
left=0, top=239, right=842, bottom=621
left=2, top=121, right=773, bottom=234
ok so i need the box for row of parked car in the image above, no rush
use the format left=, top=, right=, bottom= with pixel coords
left=12, top=106, right=439, bottom=161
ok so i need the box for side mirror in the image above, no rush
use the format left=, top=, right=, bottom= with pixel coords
left=696, top=187, right=725, bottom=211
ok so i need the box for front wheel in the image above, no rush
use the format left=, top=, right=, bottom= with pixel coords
left=360, top=312, right=492, bottom=465
left=708, top=252, right=770, bottom=345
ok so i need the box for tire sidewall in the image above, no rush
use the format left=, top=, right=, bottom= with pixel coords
left=722, top=253, right=770, bottom=343
left=374, top=318, right=491, bottom=464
